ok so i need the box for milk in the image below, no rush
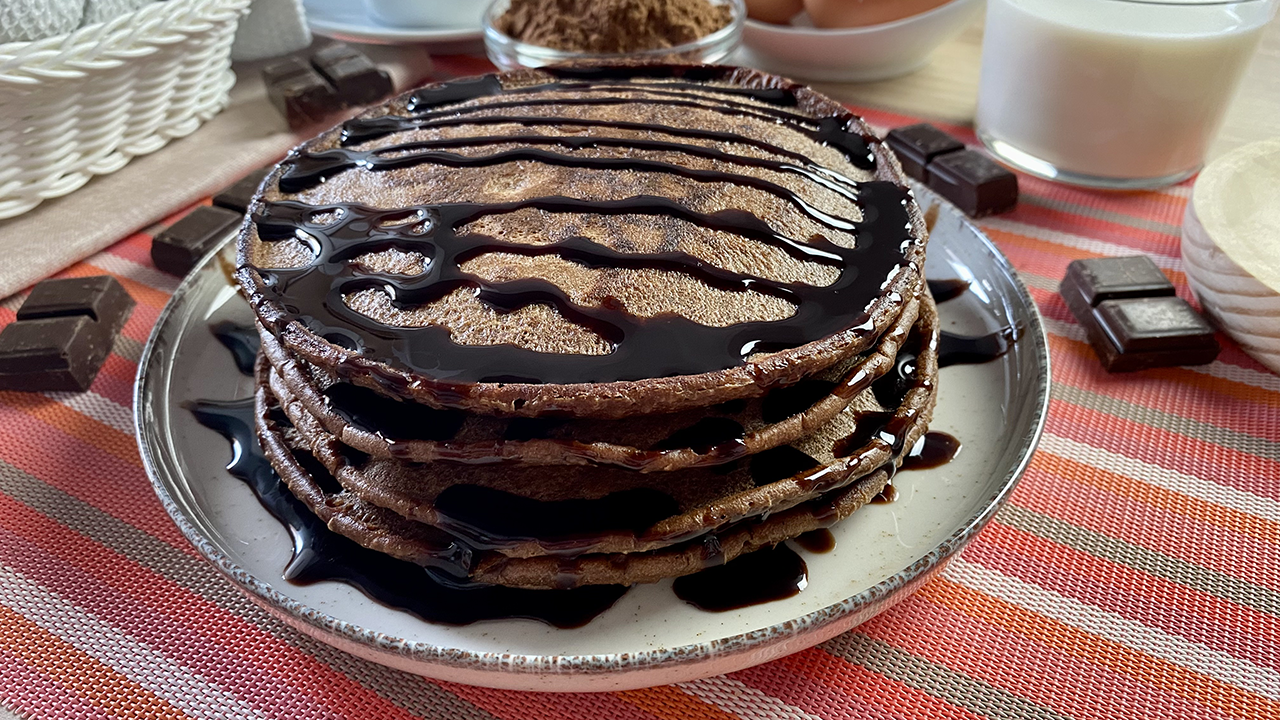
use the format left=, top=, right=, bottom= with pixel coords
left=977, top=0, right=1275, bottom=186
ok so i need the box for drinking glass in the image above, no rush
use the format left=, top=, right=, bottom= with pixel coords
left=976, top=0, right=1278, bottom=189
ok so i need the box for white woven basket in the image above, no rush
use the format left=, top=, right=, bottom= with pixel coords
left=0, top=0, right=252, bottom=220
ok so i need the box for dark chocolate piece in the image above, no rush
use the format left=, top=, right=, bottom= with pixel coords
left=926, top=149, right=1018, bottom=217
left=1084, top=296, right=1219, bottom=372
left=885, top=123, right=965, bottom=181
left=17, top=276, right=134, bottom=338
left=263, top=57, right=339, bottom=130
left=0, top=316, right=114, bottom=392
left=1059, top=256, right=1175, bottom=321
left=152, top=205, right=243, bottom=276
left=212, top=167, right=273, bottom=215
left=310, top=44, right=392, bottom=107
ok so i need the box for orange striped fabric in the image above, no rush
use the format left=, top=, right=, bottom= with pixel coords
left=0, top=62, right=1277, bottom=719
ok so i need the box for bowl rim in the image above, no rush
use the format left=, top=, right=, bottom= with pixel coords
left=743, top=0, right=977, bottom=36
left=483, top=0, right=745, bottom=63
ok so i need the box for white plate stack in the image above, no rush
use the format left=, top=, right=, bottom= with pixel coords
left=1181, top=138, right=1280, bottom=375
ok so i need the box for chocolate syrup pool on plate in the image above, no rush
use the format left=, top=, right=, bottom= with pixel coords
left=793, top=529, right=836, bottom=554
left=188, top=397, right=627, bottom=628
left=673, top=544, right=809, bottom=612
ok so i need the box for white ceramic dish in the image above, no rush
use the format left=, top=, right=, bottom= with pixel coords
left=1181, top=138, right=1280, bottom=374
left=303, top=0, right=483, bottom=47
left=736, top=0, right=982, bottom=82
left=136, top=184, right=1049, bottom=692
left=364, top=0, right=486, bottom=28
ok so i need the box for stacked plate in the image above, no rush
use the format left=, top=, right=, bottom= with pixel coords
left=1181, top=138, right=1280, bottom=374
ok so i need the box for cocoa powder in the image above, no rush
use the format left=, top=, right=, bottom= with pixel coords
left=496, top=0, right=733, bottom=53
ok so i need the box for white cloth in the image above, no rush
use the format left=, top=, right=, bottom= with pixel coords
left=231, top=0, right=313, bottom=61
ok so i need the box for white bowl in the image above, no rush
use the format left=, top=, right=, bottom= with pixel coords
left=364, top=0, right=486, bottom=28
left=1181, top=138, right=1280, bottom=375
left=737, top=0, right=981, bottom=83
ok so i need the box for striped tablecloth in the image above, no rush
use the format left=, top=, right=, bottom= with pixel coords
left=1, top=62, right=1277, bottom=719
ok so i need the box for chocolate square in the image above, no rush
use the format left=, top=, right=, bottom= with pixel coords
left=1059, top=256, right=1176, bottom=320
left=311, top=43, right=393, bottom=107
left=885, top=124, right=964, bottom=181
left=152, top=205, right=243, bottom=276
left=263, top=56, right=340, bottom=129
left=926, top=150, right=1019, bottom=218
left=212, top=167, right=273, bottom=215
left=0, top=316, right=114, bottom=392
left=1084, top=297, right=1220, bottom=372
left=17, top=276, right=135, bottom=337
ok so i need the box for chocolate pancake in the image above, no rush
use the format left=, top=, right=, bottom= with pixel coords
left=260, top=293, right=923, bottom=470
left=237, top=64, right=928, bottom=418
left=263, top=292, right=938, bottom=561
left=256, top=376, right=905, bottom=589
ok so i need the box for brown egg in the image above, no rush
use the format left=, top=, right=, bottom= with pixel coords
left=745, top=0, right=805, bottom=24
left=803, top=0, right=952, bottom=28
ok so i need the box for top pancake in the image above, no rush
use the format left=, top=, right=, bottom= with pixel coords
left=237, top=64, right=927, bottom=418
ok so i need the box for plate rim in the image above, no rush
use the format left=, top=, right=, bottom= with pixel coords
left=135, top=190, right=1051, bottom=681
left=304, top=0, right=483, bottom=45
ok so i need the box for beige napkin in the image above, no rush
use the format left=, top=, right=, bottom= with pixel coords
left=0, top=43, right=433, bottom=300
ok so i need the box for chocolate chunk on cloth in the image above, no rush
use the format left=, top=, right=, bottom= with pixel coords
left=213, top=167, right=274, bottom=215
left=885, top=124, right=965, bottom=182
left=0, top=275, right=135, bottom=392
left=1059, top=256, right=1176, bottom=320
left=1058, top=256, right=1214, bottom=372
left=1085, top=296, right=1220, bottom=372
left=263, top=56, right=340, bottom=130
left=152, top=205, right=243, bottom=276
left=311, top=44, right=393, bottom=107
left=17, top=276, right=135, bottom=337
left=0, top=316, right=115, bottom=392
left=927, top=149, right=1018, bottom=218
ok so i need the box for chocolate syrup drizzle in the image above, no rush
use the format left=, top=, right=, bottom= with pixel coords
left=189, top=283, right=987, bottom=621
left=250, top=66, right=918, bottom=386
left=826, top=276, right=1003, bottom=506
left=202, top=55, right=1020, bottom=618
left=431, top=485, right=681, bottom=554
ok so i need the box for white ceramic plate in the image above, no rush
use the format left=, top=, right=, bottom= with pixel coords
left=304, top=0, right=483, bottom=47
left=136, top=184, right=1049, bottom=692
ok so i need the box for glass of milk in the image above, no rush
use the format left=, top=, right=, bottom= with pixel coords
left=976, top=0, right=1277, bottom=189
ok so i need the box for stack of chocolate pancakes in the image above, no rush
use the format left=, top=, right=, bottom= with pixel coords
left=235, top=64, right=939, bottom=591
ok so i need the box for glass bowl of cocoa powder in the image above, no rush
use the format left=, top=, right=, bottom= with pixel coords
left=484, top=0, right=745, bottom=70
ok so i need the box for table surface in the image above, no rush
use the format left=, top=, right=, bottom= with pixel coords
left=1, top=19, right=1278, bottom=720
